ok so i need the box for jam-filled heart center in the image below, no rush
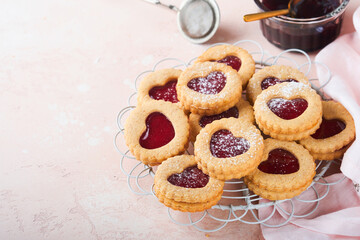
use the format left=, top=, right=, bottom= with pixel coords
left=139, top=112, right=175, bottom=149
left=199, top=107, right=239, bottom=128
left=187, top=71, right=226, bottom=95
left=311, top=117, right=346, bottom=139
left=148, top=80, right=179, bottom=103
left=211, top=55, right=242, bottom=71
left=210, top=129, right=250, bottom=158
left=258, top=148, right=299, bottom=174
left=261, top=77, right=298, bottom=90
left=167, top=166, right=209, bottom=188
left=267, top=98, right=308, bottom=120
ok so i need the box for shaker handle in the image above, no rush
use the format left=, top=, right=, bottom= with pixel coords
left=142, top=0, right=179, bottom=12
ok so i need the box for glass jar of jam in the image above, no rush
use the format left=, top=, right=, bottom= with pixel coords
left=254, top=0, right=350, bottom=52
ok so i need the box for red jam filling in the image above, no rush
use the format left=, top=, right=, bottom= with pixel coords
left=148, top=80, right=179, bottom=103
left=267, top=98, right=308, bottom=120
left=214, top=56, right=242, bottom=71
left=311, top=117, right=346, bottom=139
left=258, top=148, right=299, bottom=174
left=210, top=129, right=250, bottom=158
left=187, top=71, right=226, bottom=95
left=199, top=107, right=239, bottom=128
left=261, top=77, right=298, bottom=90
left=139, top=112, right=175, bottom=149
left=167, top=166, right=209, bottom=188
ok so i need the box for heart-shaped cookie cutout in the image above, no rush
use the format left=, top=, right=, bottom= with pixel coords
left=267, top=98, right=308, bottom=120
left=139, top=112, right=175, bottom=149
left=149, top=80, right=179, bottom=103
left=311, top=117, right=346, bottom=139
left=187, top=71, right=226, bottom=95
left=199, top=106, right=239, bottom=128
left=261, top=77, right=298, bottom=90
left=210, top=129, right=250, bottom=158
left=212, top=55, right=242, bottom=71
left=167, top=166, right=209, bottom=188
left=258, top=148, right=299, bottom=174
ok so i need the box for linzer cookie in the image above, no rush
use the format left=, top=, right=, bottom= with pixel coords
left=177, top=62, right=242, bottom=115
left=299, top=101, right=355, bottom=160
left=194, top=45, right=255, bottom=88
left=124, top=101, right=189, bottom=166
left=260, top=119, right=321, bottom=142
left=137, top=68, right=182, bottom=108
left=188, top=98, right=254, bottom=142
left=154, top=155, right=224, bottom=212
left=194, top=118, right=264, bottom=181
left=246, top=65, right=310, bottom=105
left=254, top=82, right=322, bottom=141
left=310, top=146, right=351, bottom=161
left=244, top=139, right=316, bottom=200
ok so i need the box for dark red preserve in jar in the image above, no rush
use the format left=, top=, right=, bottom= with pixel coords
left=254, top=0, right=349, bottom=52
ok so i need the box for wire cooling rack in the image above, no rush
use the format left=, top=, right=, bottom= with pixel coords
left=114, top=40, right=345, bottom=232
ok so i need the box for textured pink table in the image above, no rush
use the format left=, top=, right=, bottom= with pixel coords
left=1, top=0, right=358, bottom=239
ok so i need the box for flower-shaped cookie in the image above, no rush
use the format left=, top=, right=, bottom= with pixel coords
left=154, top=155, right=224, bottom=212
left=195, top=45, right=255, bottom=88
left=194, top=118, right=264, bottom=181
left=124, top=101, right=189, bottom=166
left=244, top=139, right=316, bottom=200
left=177, top=62, right=242, bottom=115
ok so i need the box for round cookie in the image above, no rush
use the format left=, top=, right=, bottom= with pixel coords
left=124, top=101, right=189, bottom=166
left=299, top=101, right=356, bottom=159
left=137, top=68, right=183, bottom=109
left=177, top=62, right=242, bottom=115
left=194, top=118, right=264, bottom=181
left=244, top=139, right=316, bottom=200
left=195, top=44, right=255, bottom=88
left=246, top=65, right=310, bottom=105
left=254, top=82, right=322, bottom=135
left=154, top=155, right=224, bottom=212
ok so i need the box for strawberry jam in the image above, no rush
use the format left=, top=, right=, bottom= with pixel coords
left=261, top=77, right=298, bottom=90
left=199, top=107, right=239, bottom=128
left=187, top=71, right=226, bottom=95
left=267, top=98, right=308, bottom=120
left=258, top=148, right=299, bottom=174
left=311, top=118, right=345, bottom=139
left=149, top=80, right=179, bottom=103
left=210, top=129, right=250, bottom=158
left=139, top=112, right=175, bottom=149
left=213, top=56, right=242, bottom=71
left=167, top=166, right=209, bottom=188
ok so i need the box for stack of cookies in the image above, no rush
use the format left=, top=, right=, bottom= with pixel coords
left=253, top=82, right=323, bottom=141
left=124, top=44, right=356, bottom=212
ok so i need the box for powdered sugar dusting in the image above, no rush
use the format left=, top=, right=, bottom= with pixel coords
left=167, top=166, right=209, bottom=188
left=187, top=71, right=226, bottom=95
left=261, top=82, right=310, bottom=99
left=210, top=129, right=250, bottom=158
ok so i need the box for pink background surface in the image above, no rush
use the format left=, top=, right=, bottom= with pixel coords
left=1, top=0, right=359, bottom=239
